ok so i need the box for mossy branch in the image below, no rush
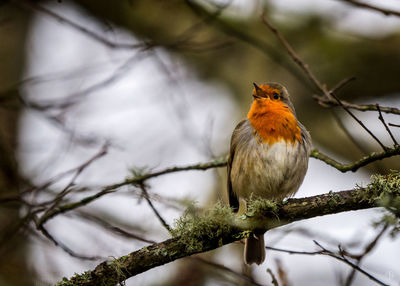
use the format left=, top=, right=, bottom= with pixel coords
left=310, top=146, right=400, bottom=172
left=58, top=172, right=400, bottom=286
left=40, top=147, right=400, bottom=227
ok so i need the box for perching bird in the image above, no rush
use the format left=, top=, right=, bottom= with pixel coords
left=227, top=83, right=311, bottom=265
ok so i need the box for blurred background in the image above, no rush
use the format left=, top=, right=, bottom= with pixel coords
left=1, top=0, right=400, bottom=285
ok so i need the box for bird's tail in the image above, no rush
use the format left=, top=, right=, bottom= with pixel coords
left=244, top=233, right=265, bottom=265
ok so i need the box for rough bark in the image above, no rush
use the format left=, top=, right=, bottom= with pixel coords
left=58, top=171, right=400, bottom=285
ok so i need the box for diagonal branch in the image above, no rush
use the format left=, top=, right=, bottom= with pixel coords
left=376, top=104, right=399, bottom=146
left=13, top=0, right=146, bottom=50
left=139, top=183, right=172, bottom=233
left=314, top=95, right=400, bottom=116
left=310, top=146, right=400, bottom=172
left=338, top=0, right=400, bottom=18
left=57, top=172, right=400, bottom=285
left=36, top=145, right=400, bottom=227
left=260, top=12, right=388, bottom=151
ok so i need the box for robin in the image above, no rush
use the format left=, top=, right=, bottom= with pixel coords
left=227, top=82, right=311, bottom=265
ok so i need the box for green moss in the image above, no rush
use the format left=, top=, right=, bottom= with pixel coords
left=140, top=246, right=149, bottom=254
left=369, top=170, right=400, bottom=237
left=129, top=166, right=150, bottom=178
left=246, top=196, right=278, bottom=218
left=56, top=271, right=92, bottom=286
left=171, top=202, right=235, bottom=252
left=111, top=258, right=128, bottom=281
left=368, top=170, right=400, bottom=198
left=234, top=230, right=251, bottom=240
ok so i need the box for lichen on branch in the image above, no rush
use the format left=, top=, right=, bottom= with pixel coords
left=58, top=171, right=400, bottom=286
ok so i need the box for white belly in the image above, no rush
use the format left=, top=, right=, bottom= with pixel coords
left=230, top=139, right=309, bottom=201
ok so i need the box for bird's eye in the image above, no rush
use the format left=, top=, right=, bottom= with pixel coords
left=272, top=93, right=280, bottom=100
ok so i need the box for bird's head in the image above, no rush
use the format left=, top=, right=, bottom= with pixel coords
left=251, top=82, right=296, bottom=115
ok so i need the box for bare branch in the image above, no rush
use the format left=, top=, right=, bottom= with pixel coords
left=36, top=223, right=102, bottom=261
left=58, top=171, right=400, bottom=285
left=313, top=241, right=389, bottom=286
left=261, top=12, right=389, bottom=151
left=329, top=77, right=356, bottom=94
left=13, top=0, right=146, bottom=50
left=193, top=256, right=264, bottom=286
left=139, top=183, right=172, bottom=233
left=344, top=224, right=389, bottom=286
left=314, top=95, right=400, bottom=115
left=338, top=0, right=400, bottom=18
left=36, top=157, right=227, bottom=226
left=376, top=104, right=399, bottom=146
left=35, top=144, right=400, bottom=226
left=72, top=211, right=156, bottom=244
left=310, top=146, right=400, bottom=172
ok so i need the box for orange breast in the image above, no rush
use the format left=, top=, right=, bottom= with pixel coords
left=247, top=99, right=301, bottom=145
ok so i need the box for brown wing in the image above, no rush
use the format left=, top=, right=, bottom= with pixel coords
left=227, top=120, right=247, bottom=213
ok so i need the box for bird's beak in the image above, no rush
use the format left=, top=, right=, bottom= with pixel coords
left=252, top=83, right=263, bottom=99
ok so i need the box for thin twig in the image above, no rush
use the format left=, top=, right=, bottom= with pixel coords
left=260, top=12, right=326, bottom=96
left=313, top=241, right=389, bottom=286
left=73, top=211, right=156, bottom=244
left=343, top=225, right=389, bottom=286
left=193, top=256, right=264, bottom=286
left=139, top=183, right=172, bottom=233
left=376, top=104, right=399, bottom=146
left=35, top=145, right=400, bottom=224
left=310, top=146, right=400, bottom=172
left=40, top=143, right=108, bottom=217
left=330, top=93, right=388, bottom=151
left=389, top=123, right=400, bottom=128
left=14, top=0, right=147, bottom=50
left=267, top=268, right=279, bottom=286
left=314, top=95, right=400, bottom=115
left=261, top=13, right=388, bottom=151
left=185, top=0, right=310, bottom=88
left=329, top=77, right=356, bottom=94
left=36, top=223, right=102, bottom=261
left=36, top=157, right=227, bottom=225
left=338, top=0, right=400, bottom=18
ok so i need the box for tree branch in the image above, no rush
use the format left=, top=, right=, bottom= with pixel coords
left=313, top=95, right=400, bottom=115
left=338, top=0, right=400, bottom=18
left=310, top=146, right=400, bottom=172
left=260, top=12, right=389, bottom=151
left=36, top=145, right=400, bottom=227
left=57, top=172, right=400, bottom=285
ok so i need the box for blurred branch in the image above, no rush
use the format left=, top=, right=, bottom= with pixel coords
left=343, top=224, right=389, bottom=286
left=39, top=143, right=108, bottom=210
left=57, top=172, right=400, bottom=285
left=184, top=0, right=311, bottom=87
left=72, top=211, right=155, bottom=244
left=193, top=256, right=264, bottom=286
left=338, top=0, right=400, bottom=18
left=314, top=95, right=400, bottom=115
left=139, top=183, right=172, bottom=233
left=260, top=12, right=389, bottom=151
left=310, top=146, right=400, bottom=172
left=268, top=241, right=391, bottom=286
left=267, top=268, right=279, bottom=286
left=313, top=241, right=388, bottom=286
left=35, top=157, right=227, bottom=226
left=376, top=104, right=399, bottom=146
left=34, top=144, right=400, bottom=225
left=35, top=223, right=102, bottom=261
left=13, top=0, right=147, bottom=50
left=260, top=11, right=328, bottom=98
